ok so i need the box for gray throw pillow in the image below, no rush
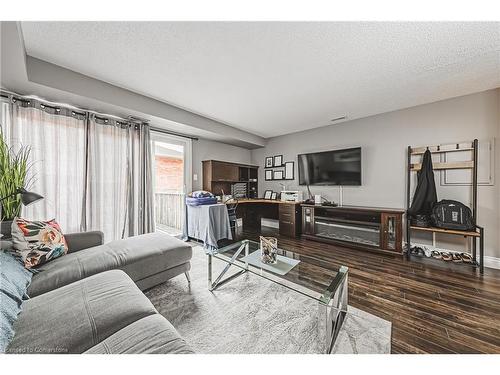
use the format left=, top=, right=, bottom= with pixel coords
left=0, top=250, right=33, bottom=352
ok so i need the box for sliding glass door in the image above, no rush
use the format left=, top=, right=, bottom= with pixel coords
left=151, top=132, right=192, bottom=236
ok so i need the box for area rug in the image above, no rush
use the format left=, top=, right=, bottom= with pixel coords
left=145, top=245, right=391, bottom=354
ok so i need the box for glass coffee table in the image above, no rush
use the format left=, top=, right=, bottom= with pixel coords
left=207, top=239, right=348, bottom=354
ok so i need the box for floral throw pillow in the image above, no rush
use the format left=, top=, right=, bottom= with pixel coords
left=11, top=218, right=68, bottom=269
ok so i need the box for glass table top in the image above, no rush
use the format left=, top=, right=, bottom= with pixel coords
left=211, top=239, right=348, bottom=304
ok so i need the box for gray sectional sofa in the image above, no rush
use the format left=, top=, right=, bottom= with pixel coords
left=5, top=231, right=194, bottom=354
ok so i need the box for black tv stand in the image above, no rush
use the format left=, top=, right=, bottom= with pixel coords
left=321, top=201, right=338, bottom=207
left=301, top=204, right=404, bottom=254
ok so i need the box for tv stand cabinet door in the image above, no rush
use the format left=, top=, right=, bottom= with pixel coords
left=302, top=206, right=315, bottom=235
left=380, top=212, right=403, bottom=252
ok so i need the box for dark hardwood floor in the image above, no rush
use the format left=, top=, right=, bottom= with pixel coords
left=233, top=227, right=500, bottom=354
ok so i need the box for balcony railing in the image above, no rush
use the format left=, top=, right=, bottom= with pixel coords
left=154, top=192, right=185, bottom=230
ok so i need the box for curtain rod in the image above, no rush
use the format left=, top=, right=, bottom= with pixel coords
left=1, top=89, right=199, bottom=140
left=0, top=89, right=139, bottom=124
left=150, top=126, right=198, bottom=141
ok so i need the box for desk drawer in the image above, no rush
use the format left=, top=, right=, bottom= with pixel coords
left=279, top=211, right=294, bottom=220
left=279, top=204, right=301, bottom=237
left=279, top=204, right=297, bottom=215
left=279, top=218, right=295, bottom=226
left=279, top=220, right=296, bottom=237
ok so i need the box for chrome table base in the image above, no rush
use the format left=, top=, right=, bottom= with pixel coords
left=207, top=240, right=348, bottom=354
left=208, top=241, right=249, bottom=291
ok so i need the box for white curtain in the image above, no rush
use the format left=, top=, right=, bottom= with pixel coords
left=84, top=116, right=132, bottom=240
left=1, top=101, right=86, bottom=234
left=1, top=97, right=155, bottom=242
left=83, top=117, right=155, bottom=241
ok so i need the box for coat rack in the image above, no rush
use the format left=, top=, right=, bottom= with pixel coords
left=406, top=139, right=484, bottom=274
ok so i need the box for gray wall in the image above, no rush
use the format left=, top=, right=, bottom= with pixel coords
left=497, top=91, right=500, bottom=260
left=192, top=139, right=253, bottom=190
left=251, top=89, right=500, bottom=259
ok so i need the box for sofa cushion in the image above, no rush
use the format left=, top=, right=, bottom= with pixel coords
left=11, top=218, right=68, bottom=269
left=85, top=314, right=194, bottom=354
left=28, top=232, right=192, bottom=297
left=7, top=270, right=157, bottom=354
left=65, top=231, right=104, bottom=253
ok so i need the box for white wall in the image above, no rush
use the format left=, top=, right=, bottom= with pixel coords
left=192, top=139, right=253, bottom=190
left=251, top=89, right=500, bottom=259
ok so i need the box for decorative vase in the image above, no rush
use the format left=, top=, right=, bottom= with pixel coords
left=0, top=220, right=13, bottom=239
left=260, top=236, right=278, bottom=264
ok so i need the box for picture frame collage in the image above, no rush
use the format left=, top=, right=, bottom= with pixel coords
left=264, top=155, right=294, bottom=181
left=263, top=190, right=278, bottom=200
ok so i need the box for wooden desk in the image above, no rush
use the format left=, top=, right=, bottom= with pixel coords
left=231, top=199, right=300, bottom=205
left=225, top=199, right=302, bottom=237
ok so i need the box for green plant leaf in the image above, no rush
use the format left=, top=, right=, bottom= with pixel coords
left=0, top=128, right=32, bottom=220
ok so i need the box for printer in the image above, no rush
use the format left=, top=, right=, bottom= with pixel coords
left=280, top=191, right=303, bottom=202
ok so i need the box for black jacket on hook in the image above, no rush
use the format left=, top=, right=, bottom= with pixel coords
left=408, top=149, right=437, bottom=217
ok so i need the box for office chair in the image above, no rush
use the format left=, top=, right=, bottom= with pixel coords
left=225, top=198, right=239, bottom=232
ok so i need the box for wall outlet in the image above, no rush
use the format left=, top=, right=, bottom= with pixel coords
left=193, top=174, right=198, bottom=181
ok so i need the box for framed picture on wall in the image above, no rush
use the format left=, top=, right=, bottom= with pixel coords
left=265, top=157, right=273, bottom=168
left=273, top=155, right=283, bottom=167
left=265, top=170, right=273, bottom=180
left=273, top=170, right=284, bottom=180
left=284, top=161, right=294, bottom=180
left=264, top=190, right=273, bottom=199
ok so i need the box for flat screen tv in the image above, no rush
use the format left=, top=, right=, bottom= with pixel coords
left=298, top=147, right=361, bottom=186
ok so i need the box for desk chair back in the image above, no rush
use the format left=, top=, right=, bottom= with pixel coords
left=225, top=198, right=239, bottom=230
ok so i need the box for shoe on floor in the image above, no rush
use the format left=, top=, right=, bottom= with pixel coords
left=460, top=252, right=473, bottom=263
left=431, top=250, right=442, bottom=259
left=441, top=252, right=452, bottom=261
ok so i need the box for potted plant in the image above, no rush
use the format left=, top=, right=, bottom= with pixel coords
left=0, top=130, right=32, bottom=237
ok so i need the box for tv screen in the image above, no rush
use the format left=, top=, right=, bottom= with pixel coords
left=298, top=147, right=361, bottom=186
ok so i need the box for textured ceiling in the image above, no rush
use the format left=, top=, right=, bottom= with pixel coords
left=21, top=22, right=500, bottom=138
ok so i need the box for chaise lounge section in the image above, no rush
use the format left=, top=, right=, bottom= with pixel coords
left=28, top=231, right=193, bottom=297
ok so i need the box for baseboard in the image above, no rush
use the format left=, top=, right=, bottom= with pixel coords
left=484, top=256, right=500, bottom=270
